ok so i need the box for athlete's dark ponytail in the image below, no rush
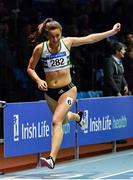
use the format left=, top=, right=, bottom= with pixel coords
left=29, top=18, right=62, bottom=45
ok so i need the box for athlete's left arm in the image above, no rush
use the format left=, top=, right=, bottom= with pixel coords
left=68, top=23, right=121, bottom=47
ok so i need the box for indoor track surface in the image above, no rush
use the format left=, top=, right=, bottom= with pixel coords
left=0, top=149, right=133, bottom=179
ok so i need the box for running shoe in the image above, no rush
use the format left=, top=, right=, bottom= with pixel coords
left=40, top=156, right=55, bottom=169
left=77, top=111, right=86, bottom=130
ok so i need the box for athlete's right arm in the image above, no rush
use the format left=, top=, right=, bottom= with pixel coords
left=27, top=43, right=48, bottom=91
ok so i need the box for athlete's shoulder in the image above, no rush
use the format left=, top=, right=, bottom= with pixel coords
left=62, top=37, right=71, bottom=42
left=35, top=42, right=44, bottom=49
left=34, top=42, right=44, bottom=53
left=62, top=37, right=71, bottom=50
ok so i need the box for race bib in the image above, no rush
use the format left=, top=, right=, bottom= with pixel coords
left=47, top=57, right=67, bottom=68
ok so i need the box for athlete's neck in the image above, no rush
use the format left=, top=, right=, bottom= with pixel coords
left=48, top=41, right=60, bottom=52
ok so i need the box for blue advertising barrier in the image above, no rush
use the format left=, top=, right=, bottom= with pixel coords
left=4, top=101, right=76, bottom=157
left=77, top=96, right=133, bottom=146
left=4, top=96, right=133, bottom=157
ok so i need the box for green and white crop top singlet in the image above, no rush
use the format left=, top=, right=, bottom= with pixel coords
left=40, top=39, right=72, bottom=72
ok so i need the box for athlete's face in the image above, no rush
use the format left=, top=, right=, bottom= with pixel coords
left=48, top=28, right=62, bottom=46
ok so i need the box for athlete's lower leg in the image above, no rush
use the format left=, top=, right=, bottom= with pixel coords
left=50, top=121, right=63, bottom=162
left=63, top=111, right=86, bottom=130
left=63, top=111, right=80, bottom=124
left=40, top=121, right=63, bottom=169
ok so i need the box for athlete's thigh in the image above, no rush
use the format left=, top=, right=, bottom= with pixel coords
left=53, top=87, right=77, bottom=121
left=45, top=94, right=57, bottom=113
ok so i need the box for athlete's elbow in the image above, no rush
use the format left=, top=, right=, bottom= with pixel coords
left=27, top=67, right=32, bottom=76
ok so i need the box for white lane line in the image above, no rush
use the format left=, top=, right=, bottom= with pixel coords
left=2, top=150, right=133, bottom=179
left=94, top=169, right=133, bottom=179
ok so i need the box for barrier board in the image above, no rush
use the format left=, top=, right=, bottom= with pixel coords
left=4, top=96, right=133, bottom=157
left=77, top=96, right=133, bottom=146
left=4, top=101, right=76, bottom=157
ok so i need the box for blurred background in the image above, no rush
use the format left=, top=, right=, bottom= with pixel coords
left=0, top=0, right=133, bottom=102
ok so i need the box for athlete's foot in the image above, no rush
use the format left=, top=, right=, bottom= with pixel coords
left=40, top=156, right=55, bottom=169
left=77, top=111, right=86, bottom=130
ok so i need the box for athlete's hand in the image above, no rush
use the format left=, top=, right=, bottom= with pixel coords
left=112, top=23, right=121, bottom=33
left=37, top=79, right=48, bottom=91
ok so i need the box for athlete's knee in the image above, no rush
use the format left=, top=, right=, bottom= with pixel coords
left=52, top=115, right=63, bottom=127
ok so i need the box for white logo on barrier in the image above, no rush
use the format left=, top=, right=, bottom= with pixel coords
left=21, top=121, right=49, bottom=140
left=90, top=115, right=112, bottom=132
left=83, top=110, right=89, bottom=133
left=89, top=115, right=127, bottom=132
left=13, top=114, right=19, bottom=141
left=13, top=115, right=50, bottom=141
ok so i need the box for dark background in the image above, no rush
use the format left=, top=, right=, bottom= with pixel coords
left=0, top=0, right=133, bottom=103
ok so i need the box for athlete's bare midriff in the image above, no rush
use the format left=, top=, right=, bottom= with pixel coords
left=45, top=68, right=72, bottom=88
